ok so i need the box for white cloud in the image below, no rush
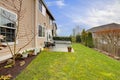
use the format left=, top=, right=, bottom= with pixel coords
left=46, top=0, right=65, bottom=8
left=66, top=0, right=120, bottom=28
left=56, top=0, right=65, bottom=7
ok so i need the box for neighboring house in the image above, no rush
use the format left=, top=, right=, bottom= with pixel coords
left=87, top=23, right=120, bottom=37
left=87, top=23, right=120, bottom=57
left=0, top=0, right=57, bottom=58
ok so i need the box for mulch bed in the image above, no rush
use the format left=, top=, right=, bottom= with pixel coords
left=0, top=55, right=37, bottom=80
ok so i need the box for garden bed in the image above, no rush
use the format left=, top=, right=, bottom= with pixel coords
left=0, top=55, right=37, bottom=79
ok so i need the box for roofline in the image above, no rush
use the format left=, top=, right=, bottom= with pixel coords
left=87, top=23, right=120, bottom=32
left=41, top=0, right=55, bottom=20
left=94, top=23, right=120, bottom=28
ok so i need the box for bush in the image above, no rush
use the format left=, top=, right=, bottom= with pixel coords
left=76, top=35, right=81, bottom=43
left=6, top=59, right=14, bottom=65
left=81, top=29, right=87, bottom=44
left=70, top=36, right=76, bottom=42
left=53, top=37, right=71, bottom=41
left=0, top=74, right=12, bottom=80
left=28, top=50, right=34, bottom=57
left=81, top=29, right=94, bottom=48
left=15, top=53, right=22, bottom=60
left=86, top=32, right=94, bottom=48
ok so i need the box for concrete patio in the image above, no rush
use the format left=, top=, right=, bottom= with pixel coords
left=50, top=40, right=74, bottom=52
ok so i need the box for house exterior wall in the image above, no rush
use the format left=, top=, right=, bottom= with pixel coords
left=36, top=0, right=46, bottom=48
left=0, top=0, right=55, bottom=55
left=18, top=0, right=35, bottom=50
left=45, top=13, right=55, bottom=42
left=0, top=0, right=36, bottom=54
left=35, top=0, right=55, bottom=48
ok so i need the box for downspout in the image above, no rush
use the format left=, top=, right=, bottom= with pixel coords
left=34, top=0, right=38, bottom=54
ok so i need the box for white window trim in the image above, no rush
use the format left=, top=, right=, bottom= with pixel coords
left=0, top=7, right=18, bottom=45
left=0, top=26, right=16, bottom=29
left=38, top=0, right=42, bottom=12
left=49, top=17, right=53, bottom=25
left=38, top=24, right=46, bottom=38
left=1, top=41, right=18, bottom=46
left=0, top=7, right=17, bottom=17
left=42, top=5, right=46, bottom=16
left=38, top=0, right=46, bottom=16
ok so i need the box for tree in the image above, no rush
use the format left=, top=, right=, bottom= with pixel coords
left=81, top=29, right=87, bottom=45
left=76, top=35, right=81, bottom=43
left=72, top=25, right=81, bottom=36
left=72, top=28, right=76, bottom=37
left=81, top=29, right=94, bottom=47
left=0, top=0, right=36, bottom=66
left=71, top=36, right=76, bottom=43
left=86, top=32, right=94, bottom=48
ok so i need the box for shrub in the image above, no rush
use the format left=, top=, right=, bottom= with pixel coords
left=86, top=32, right=94, bottom=48
left=15, top=53, right=22, bottom=60
left=76, top=35, right=81, bottom=43
left=53, top=37, right=71, bottom=41
left=71, top=36, right=76, bottom=43
left=20, top=61, right=25, bottom=66
left=0, top=74, right=12, bottom=80
left=6, top=59, right=14, bottom=65
left=81, top=29, right=94, bottom=48
left=4, top=64, right=12, bottom=68
left=28, top=50, right=34, bottom=57
left=81, top=29, right=87, bottom=44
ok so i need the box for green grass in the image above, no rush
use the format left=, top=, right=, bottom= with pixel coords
left=15, top=43, right=120, bottom=80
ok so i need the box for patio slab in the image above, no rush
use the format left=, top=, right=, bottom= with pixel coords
left=50, top=41, right=74, bottom=52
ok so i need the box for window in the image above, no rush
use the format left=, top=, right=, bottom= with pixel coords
left=38, top=0, right=42, bottom=12
left=52, top=29, right=54, bottom=36
left=49, top=18, right=53, bottom=25
left=42, top=5, right=46, bottom=16
left=0, top=27, right=15, bottom=42
left=38, top=0, right=46, bottom=16
left=0, top=8, right=17, bottom=42
left=38, top=25, right=45, bottom=37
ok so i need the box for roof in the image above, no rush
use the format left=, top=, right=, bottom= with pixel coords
left=41, top=0, right=55, bottom=20
left=87, top=23, right=120, bottom=33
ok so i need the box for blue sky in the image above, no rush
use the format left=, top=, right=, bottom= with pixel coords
left=44, top=0, right=120, bottom=36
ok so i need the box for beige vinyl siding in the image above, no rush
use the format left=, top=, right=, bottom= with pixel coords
left=0, top=0, right=55, bottom=55
left=0, top=0, right=35, bottom=54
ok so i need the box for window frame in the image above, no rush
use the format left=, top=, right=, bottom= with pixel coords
left=49, top=17, right=53, bottom=25
left=38, top=0, right=42, bottom=12
left=38, top=0, right=46, bottom=16
left=38, top=25, right=45, bottom=38
left=42, top=5, right=46, bottom=16
left=0, top=7, right=17, bottom=45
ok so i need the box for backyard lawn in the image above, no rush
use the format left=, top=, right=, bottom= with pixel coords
left=15, top=43, right=120, bottom=80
